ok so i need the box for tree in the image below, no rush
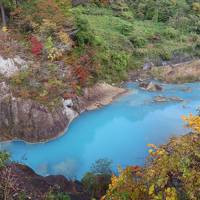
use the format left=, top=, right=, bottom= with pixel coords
left=91, top=158, right=112, bottom=175
left=0, top=151, right=10, bottom=168
left=0, top=0, right=14, bottom=28
left=0, top=1, right=6, bottom=27
left=81, top=159, right=113, bottom=199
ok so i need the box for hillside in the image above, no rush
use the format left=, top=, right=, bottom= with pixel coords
left=0, top=0, right=200, bottom=199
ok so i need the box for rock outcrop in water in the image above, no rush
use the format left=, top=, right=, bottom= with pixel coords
left=153, top=95, right=184, bottom=103
left=139, top=81, right=163, bottom=92
left=0, top=80, right=126, bottom=143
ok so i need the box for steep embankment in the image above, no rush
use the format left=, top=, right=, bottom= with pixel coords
left=129, top=59, right=200, bottom=83
left=150, top=60, right=200, bottom=83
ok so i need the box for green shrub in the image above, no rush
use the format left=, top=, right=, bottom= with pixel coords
left=82, top=159, right=112, bottom=199
left=0, top=151, right=10, bottom=168
left=91, top=158, right=112, bottom=175
left=159, top=47, right=173, bottom=60
left=128, top=0, right=190, bottom=23
left=45, top=36, right=54, bottom=50
left=93, top=35, right=104, bottom=46
left=129, top=35, right=147, bottom=48
left=97, top=50, right=129, bottom=82
left=111, top=52, right=129, bottom=72
left=162, top=27, right=178, bottom=39
left=46, top=192, right=71, bottom=200
left=9, top=71, right=30, bottom=86
left=117, top=23, right=132, bottom=36
left=75, top=17, right=95, bottom=46
left=82, top=172, right=111, bottom=199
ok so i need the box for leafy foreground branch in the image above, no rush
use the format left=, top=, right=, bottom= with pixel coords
left=103, top=115, right=200, bottom=200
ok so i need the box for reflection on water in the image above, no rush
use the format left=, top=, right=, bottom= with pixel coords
left=0, top=82, right=200, bottom=179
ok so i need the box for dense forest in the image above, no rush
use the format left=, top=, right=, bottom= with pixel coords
left=0, top=0, right=200, bottom=199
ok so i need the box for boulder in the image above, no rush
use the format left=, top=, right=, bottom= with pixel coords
left=63, top=99, right=78, bottom=121
left=63, top=99, right=73, bottom=107
left=81, top=83, right=127, bottom=111
left=139, top=81, right=162, bottom=92
left=169, top=96, right=184, bottom=102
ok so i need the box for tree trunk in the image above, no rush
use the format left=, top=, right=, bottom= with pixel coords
left=0, top=3, right=7, bottom=27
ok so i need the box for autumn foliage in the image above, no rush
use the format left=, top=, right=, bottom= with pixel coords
left=103, top=115, right=200, bottom=200
left=30, top=36, right=43, bottom=57
left=182, top=114, right=200, bottom=133
left=73, top=51, right=97, bottom=86
left=74, top=65, right=89, bottom=86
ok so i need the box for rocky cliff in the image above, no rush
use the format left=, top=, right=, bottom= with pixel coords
left=0, top=57, right=126, bottom=143
left=0, top=81, right=71, bottom=142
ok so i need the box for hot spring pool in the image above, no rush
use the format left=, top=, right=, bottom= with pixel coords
left=1, top=82, right=200, bottom=179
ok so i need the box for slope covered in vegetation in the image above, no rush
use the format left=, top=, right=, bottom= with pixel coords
left=1, top=0, right=200, bottom=96
left=73, top=0, right=200, bottom=82
left=0, top=0, right=199, bottom=108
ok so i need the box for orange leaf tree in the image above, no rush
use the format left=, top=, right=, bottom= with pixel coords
left=182, top=114, right=200, bottom=133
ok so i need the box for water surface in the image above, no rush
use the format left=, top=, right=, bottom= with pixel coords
left=1, top=82, right=200, bottom=179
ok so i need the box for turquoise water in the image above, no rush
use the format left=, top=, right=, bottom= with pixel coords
left=0, top=82, right=200, bottom=179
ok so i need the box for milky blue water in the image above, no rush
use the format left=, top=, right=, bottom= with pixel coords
left=0, top=82, right=200, bottom=179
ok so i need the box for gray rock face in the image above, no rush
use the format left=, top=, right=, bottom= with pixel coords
left=0, top=83, right=71, bottom=142
left=0, top=82, right=10, bottom=98
left=0, top=55, right=29, bottom=77
left=63, top=99, right=74, bottom=108
left=62, top=99, right=78, bottom=121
